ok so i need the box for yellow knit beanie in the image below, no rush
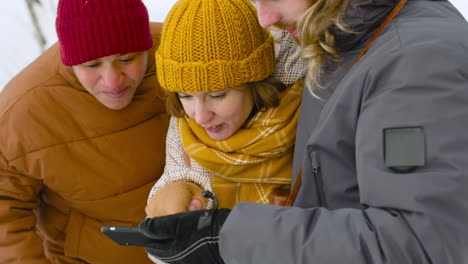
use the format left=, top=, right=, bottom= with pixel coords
left=156, top=0, right=275, bottom=93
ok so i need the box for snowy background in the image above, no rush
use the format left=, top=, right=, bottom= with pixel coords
left=1, top=0, right=467, bottom=91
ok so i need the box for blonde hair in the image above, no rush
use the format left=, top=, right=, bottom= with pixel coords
left=165, top=77, right=285, bottom=118
left=297, top=0, right=350, bottom=95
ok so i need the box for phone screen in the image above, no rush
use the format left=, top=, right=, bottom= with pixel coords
left=101, top=225, right=153, bottom=247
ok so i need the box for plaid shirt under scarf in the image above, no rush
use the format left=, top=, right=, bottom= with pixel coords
left=272, top=29, right=307, bottom=86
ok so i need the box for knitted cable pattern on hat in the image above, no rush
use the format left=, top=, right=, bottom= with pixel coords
left=56, top=0, right=153, bottom=66
left=156, top=0, right=275, bottom=93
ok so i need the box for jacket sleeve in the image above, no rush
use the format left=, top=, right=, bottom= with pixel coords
left=218, top=35, right=468, bottom=262
left=0, top=152, right=49, bottom=263
left=147, top=117, right=213, bottom=204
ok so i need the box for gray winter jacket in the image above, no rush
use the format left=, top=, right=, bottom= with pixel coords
left=219, top=0, right=468, bottom=263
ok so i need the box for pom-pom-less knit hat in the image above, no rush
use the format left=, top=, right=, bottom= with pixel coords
left=56, top=0, right=153, bottom=66
left=156, top=0, right=275, bottom=93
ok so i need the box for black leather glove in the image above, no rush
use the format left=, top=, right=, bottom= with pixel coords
left=138, top=203, right=230, bottom=263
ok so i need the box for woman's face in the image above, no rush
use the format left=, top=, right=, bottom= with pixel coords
left=72, top=51, right=148, bottom=110
left=178, top=85, right=254, bottom=141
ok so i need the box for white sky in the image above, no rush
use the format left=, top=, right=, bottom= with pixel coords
left=1, top=0, right=467, bottom=90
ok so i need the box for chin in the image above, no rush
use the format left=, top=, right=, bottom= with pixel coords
left=104, top=101, right=131, bottom=110
left=209, top=135, right=227, bottom=141
left=208, top=132, right=234, bottom=141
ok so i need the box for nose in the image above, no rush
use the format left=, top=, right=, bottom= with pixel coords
left=192, top=101, right=214, bottom=125
left=101, top=66, right=124, bottom=89
left=255, top=2, right=281, bottom=28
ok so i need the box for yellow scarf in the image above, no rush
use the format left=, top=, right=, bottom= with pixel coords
left=179, top=80, right=303, bottom=209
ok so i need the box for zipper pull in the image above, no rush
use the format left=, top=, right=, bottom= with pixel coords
left=312, top=152, right=320, bottom=172
left=311, top=152, right=327, bottom=207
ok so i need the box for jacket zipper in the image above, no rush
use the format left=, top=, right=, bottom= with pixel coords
left=312, top=152, right=328, bottom=208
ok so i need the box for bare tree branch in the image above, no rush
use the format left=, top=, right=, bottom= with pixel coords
left=25, top=0, right=46, bottom=52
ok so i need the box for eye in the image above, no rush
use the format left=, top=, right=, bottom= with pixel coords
left=83, top=61, right=101, bottom=68
left=178, top=93, right=192, bottom=99
left=209, top=92, right=226, bottom=99
left=119, top=54, right=137, bottom=63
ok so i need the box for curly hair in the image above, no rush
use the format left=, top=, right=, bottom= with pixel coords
left=298, top=0, right=350, bottom=96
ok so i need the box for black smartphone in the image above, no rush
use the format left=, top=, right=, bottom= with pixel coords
left=101, top=225, right=153, bottom=247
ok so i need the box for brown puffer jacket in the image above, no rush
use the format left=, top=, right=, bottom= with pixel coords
left=0, top=23, right=168, bottom=263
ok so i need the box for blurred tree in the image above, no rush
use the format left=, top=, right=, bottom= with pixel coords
left=25, top=0, right=46, bottom=52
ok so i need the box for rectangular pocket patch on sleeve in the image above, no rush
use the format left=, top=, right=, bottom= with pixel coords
left=383, top=127, right=425, bottom=173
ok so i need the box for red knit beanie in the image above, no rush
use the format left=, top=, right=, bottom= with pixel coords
left=56, top=0, right=153, bottom=66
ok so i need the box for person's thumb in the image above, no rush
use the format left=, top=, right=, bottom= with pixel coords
left=188, top=199, right=203, bottom=211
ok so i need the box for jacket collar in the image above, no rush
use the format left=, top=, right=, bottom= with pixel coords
left=59, top=63, right=85, bottom=91
left=333, top=0, right=398, bottom=52
left=333, top=0, right=447, bottom=52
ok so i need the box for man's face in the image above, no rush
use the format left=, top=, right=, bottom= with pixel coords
left=72, top=51, right=148, bottom=110
left=254, top=0, right=311, bottom=35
